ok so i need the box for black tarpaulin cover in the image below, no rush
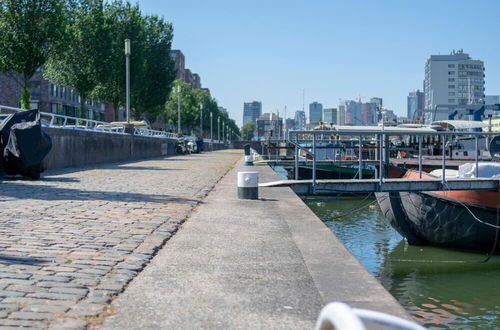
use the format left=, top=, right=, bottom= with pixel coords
left=0, top=110, right=52, bottom=179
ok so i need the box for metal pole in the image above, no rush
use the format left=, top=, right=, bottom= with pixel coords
left=441, top=135, right=446, bottom=184
left=295, top=134, right=299, bottom=180
left=210, top=112, right=213, bottom=151
left=418, top=135, right=422, bottom=179
left=358, top=135, right=362, bottom=179
left=177, top=84, right=181, bottom=134
left=312, top=132, right=316, bottom=193
left=199, top=103, right=203, bottom=137
left=475, top=135, right=479, bottom=177
left=125, top=39, right=131, bottom=124
left=217, top=117, right=220, bottom=142
left=379, top=134, right=383, bottom=184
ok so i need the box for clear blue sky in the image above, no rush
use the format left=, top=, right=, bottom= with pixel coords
left=137, top=0, right=500, bottom=127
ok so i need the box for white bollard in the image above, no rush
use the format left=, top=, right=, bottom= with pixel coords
left=244, top=155, right=254, bottom=166
left=237, top=171, right=259, bottom=199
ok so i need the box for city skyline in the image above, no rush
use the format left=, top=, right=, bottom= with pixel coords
left=137, top=0, right=500, bottom=127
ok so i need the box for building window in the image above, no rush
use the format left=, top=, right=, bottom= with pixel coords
left=448, top=99, right=455, bottom=103
left=448, top=85, right=455, bottom=89
left=449, top=92, right=455, bottom=96
left=448, top=78, right=455, bottom=82
left=448, top=64, right=455, bottom=68
left=448, top=71, right=455, bottom=75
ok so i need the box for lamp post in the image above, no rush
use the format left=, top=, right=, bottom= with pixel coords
left=177, top=83, right=181, bottom=135
left=124, top=39, right=131, bottom=124
left=217, top=116, right=220, bottom=142
left=199, top=103, right=203, bottom=137
left=210, top=112, right=213, bottom=151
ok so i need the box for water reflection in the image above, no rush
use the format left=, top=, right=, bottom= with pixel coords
left=306, top=195, right=500, bottom=329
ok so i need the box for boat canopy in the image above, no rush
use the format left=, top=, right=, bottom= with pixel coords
left=431, top=120, right=487, bottom=131
left=318, top=125, right=438, bottom=135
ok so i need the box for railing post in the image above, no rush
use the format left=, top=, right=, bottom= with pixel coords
left=358, top=135, right=362, bottom=179
left=294, top=135, right=299, bottom=180
left=475, top=135, right=479, bottom=177
left=418, top=135, right=422, bottom=179
left=312, top=132, right=316, bottom=194
left=379, top=134, right=383, bottom=186
left=442, top=134, right=446, bottom=184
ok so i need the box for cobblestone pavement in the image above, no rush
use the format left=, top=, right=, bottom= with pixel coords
left=0, top=150, right=240, bottom=329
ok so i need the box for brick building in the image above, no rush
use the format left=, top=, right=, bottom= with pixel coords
left=0, top=68, right=107, bottom=120
left=170, top=49, right=203, bottom=90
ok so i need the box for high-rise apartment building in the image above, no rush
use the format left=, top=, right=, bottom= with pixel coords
left=323, top=108, right=337, bottom=125
left=424, top=50, right=485, bottom=120
left=309, top=102, right=323, bottom=123
left=407, top=89, right=425, bottom=120
left=294, top=110, right=306, bottom=130
left=337, top=105, right=346, bottom=125
left=242, top=101, right=262, bottom=125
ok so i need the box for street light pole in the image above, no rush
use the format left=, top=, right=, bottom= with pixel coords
left=210, top=112, right=213, bottom=151
left=177, top=84, right=181, bottom=135
left=217, top=117, right=220, bottom=142
left=124, top=39, right=131, bottom=124
left=199, top=103, right=203, bottom=137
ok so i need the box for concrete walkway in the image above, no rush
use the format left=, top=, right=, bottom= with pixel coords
left=103, top=155, right=409, bottom=329
left=0, top=150, right=240, bottom=329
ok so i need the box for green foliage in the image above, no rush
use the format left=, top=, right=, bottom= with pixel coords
left=240, top=121, right=255, bottom=140
left=163, top=80, right=240, bottom=139
left=44, top=0, right=110, bottom=117
left=0, top=0, right=66, bottom=109
left=133, top=14, right=175, bottom=122
left=0, top=0, right=239, bottom=131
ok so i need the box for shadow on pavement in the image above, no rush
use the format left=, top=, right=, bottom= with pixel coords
left=0, top=183, right=198, bottom=204
left=0, top=255, right=50, bottom=265
left=115, top=166, right=185, bottom=171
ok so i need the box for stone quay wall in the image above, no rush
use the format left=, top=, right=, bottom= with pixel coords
left=0, top=126, right=229, bottom=174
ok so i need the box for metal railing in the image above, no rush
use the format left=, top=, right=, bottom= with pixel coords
left=0, top=105, right=179, bottom=139
left=264, top=127, right=500, bottom=193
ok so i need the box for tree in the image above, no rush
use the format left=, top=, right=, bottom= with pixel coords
left=93, top=0, right=145, bottom=121
left=241, top=121, right=255, bottom=140
left=0, top=0, right=66, bottom=109
left=133, top=14, right=175, bottom=122
left=44, top=0, right=111, bottom=118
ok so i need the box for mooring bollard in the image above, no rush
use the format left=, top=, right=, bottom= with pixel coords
left=244, top=154, right=254, bottom=166
left=237, top=171, right=258, bottom=199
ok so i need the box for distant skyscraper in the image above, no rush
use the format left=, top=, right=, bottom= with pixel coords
left=323, top=108, right=337, bottom=125
left=370, top=97, right=383, bottom=109
left=424, top=50, right=485, bottom=120
left=243, top=101, right=262, bottom=125
left=337, top=105, right=346, bottom=125
left=344, top=100, right=362, bottom=125
left=294, top=110, right=306, bottom=130
left=407, top=90, right=425, bottom=120
left=309, top=102, right=323, bottom=123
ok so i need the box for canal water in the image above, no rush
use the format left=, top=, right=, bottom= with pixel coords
left=305, top=195, right=500, bottom=329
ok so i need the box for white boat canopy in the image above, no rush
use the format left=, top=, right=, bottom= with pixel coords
left=431, top=120, right=487, bottom=130
left=322, top=125, right=438, bottom=135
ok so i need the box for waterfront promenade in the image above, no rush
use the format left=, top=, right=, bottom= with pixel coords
left=0, top=150, right=408, bottom=329
left=0, top=151, right=240, bottom=328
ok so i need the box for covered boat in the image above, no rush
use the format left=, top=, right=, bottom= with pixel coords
left=376, top=163, right=500, bottom=251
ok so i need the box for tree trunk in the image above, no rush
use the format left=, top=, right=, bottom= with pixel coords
left=20, top=75, right=31, bottom=110
left=79, top=96, right=86, bottom=119
left=113, top=100, right=119, bottom=122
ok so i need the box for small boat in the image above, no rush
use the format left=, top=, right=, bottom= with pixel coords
left=376, top=163, right=500, bottom=251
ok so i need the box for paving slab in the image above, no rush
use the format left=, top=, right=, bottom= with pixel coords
left=103, top=156, right=409, bottom=329
left=0, top=150, right=240, bottom=328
